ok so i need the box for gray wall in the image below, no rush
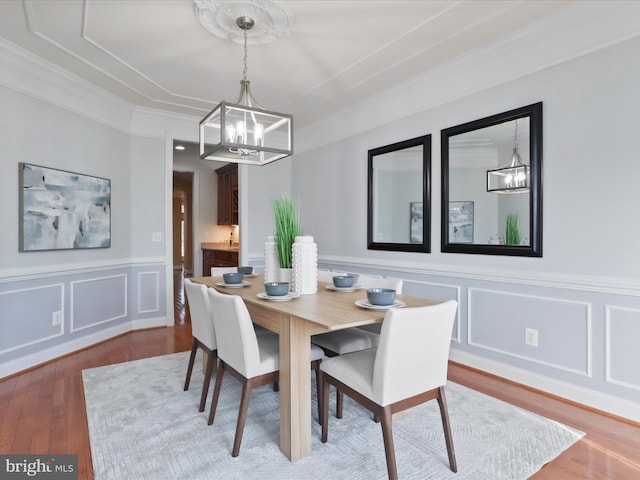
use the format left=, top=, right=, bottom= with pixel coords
left=263, top=36, right=640, bottom=420
left=0, top=85, right=167, bottom=377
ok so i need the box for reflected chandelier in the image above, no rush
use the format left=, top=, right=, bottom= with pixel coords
left=486, top=119, right=529, bottom=194
left=199, top=16, right=293, bottom=166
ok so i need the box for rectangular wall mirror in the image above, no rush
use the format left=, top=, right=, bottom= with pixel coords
left=441, top=102, right=542, bottom=256
left=368, top=135, right=431, bottom=253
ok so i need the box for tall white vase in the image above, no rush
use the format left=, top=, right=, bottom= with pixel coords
left=264, top=236, right=279, bottom=283
left=291, top=236, right=318, bottom=294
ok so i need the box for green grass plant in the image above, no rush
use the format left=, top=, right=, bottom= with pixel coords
left=505, top=213, right=521, bottom=245
left=272, top=195, right=302, bottom=268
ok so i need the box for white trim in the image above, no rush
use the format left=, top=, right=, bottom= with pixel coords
left=70, top=274, right=127, bottom=333
left=0, top=321, right=129, bottom=379
left=318, top=255, right=640, bottom=296
left=0, top=315, right=168, bottom=379
left=605, top=305, right=640, bottom=392
left=137, top=271, right=160, bottom=314
left=0, top=258, right=165, bottom=282
left=132, top=316, right=167, bottom=331
left=0, top=283, right=65, bottom=354
left=449, top=348, right=640, bottom=423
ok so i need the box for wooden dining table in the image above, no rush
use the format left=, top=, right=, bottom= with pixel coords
left=192, top=274, right=437, bottom=461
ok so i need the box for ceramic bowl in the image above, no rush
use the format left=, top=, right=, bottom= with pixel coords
left=366, top=288, right=396, bottom=306
left=237, top=266, right=253, bottom=275
left=332, top=275, right=355, bottom=288
left=223, top=272, right=244, bottom=284
left=264, top=282, right=289, bottom=296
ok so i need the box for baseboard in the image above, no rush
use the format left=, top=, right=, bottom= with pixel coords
left=449, top=348, right=640, bottom=423
left=0, top=316, right=170, bottom=379
left=132, top=317, right=170, bottom=330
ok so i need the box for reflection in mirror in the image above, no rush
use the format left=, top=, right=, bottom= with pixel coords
left=368, top=135, right=431, bottom=253
left=441, top=103, right=542, bottom=256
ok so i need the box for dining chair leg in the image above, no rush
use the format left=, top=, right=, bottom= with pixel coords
left=232, top=379, right=253, bottom=457
left=208, top=361, right=226, bottom=426
left=183, top=339, right=198, bottom=391
left=312, top=359, right=322, bottom=424
left=199, top=350, right=216, bottom=412
left=320, top=371, right=330, bottom=443
left=336, top=389, right=344, bottom=419
left=380, top=406, right=398, bottom=480
left=437, top=386, right=458, bottom=473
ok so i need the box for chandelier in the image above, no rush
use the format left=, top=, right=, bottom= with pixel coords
left=486, top=119, right=529, bottom=194
left=199, top=16, right=293, bottom=166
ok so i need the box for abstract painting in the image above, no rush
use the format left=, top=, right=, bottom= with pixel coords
left=19, top=163, right=111, bottom=251
left=410, top=202, right=423, bottom=243
left=449, top=201, right=474, bottom=243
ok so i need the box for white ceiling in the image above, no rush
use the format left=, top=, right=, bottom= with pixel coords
left=0, top=0, right=577, bottom=128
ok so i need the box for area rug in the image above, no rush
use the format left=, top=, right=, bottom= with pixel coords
left=82, top=352, right=583, bottom=480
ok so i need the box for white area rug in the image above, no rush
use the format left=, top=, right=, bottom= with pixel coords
left=82, top=352, right=583, bottom=480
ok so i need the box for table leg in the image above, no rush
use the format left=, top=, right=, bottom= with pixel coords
left=278, top=314, right=312, bottom=461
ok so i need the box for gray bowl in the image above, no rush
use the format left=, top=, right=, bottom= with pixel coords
left=333, top=275, right=355, bottom=288
left=237, top=266, right=253, bottom=275
left=223, top=272, right=244, bottom=284
left=366, top=288, right=396, bottom=306
left=264, top=282, right=289, bottom=296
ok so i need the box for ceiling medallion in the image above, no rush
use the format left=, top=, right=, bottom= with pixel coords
left=193, top=0, right=293, bottom=45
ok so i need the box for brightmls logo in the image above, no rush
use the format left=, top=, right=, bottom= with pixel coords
left=0, top=455, right=77, bottom=480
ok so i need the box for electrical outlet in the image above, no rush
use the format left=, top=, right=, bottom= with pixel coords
left=525, top=328, right=538, bottom=347
left=152, top=232, right=162, bottom=242
left=52, top=311, right=62, bottom=326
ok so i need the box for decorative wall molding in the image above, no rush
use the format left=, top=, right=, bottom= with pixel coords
left=70, top=274, right=127, bottom=333
left=0, top=257, right=165, bottom=283
left=0, top=283, right=65, bottom=354
left=467, top=287, right=592, bottom=377
left=296, top=2, right=640, bottom=153
left=605, top=305, right=640, bottom=392
left=0, top=37, right=133, bottom=134
left=319, top=255, right=640, bottom=296
left=137, top=271, right=160, bottom=314
left=450, top=348, right=640, bottom=424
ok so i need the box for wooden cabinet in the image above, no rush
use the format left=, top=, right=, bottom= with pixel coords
left=202, top=248, right=238, bottom=275
left=215, top=163, right=238, bottom=225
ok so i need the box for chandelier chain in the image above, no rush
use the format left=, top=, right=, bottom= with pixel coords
left=242, top=26, right=248, bottom=82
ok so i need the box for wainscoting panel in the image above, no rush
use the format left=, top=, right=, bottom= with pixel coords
left=137, top=271, right=160, bottom=314
left=71, top=274, right=127, bottom=332
left=605, top=305, right=640, bottom=391
left=0, top=283, right=64, bottom=354
left=468, top=288, right=592, bottom=376
left=0, top=261, right=168, bottom=378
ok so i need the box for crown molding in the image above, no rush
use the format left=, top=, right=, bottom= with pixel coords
left=297, top=1, right=640, bottom=153
left=0, top=37, right=199, bottom=137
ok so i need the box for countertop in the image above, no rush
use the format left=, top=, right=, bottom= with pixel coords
left=201, top=242, right=239, bottom=252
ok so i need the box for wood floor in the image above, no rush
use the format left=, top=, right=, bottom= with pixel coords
left=1, top=270, right=639, bottom=479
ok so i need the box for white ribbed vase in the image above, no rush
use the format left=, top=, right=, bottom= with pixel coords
left=291, top=236, right=317, bottom=294
left=263, top=236, right=279, bottom=283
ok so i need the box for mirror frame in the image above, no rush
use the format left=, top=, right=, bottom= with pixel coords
left=441, top=102, right=543, bottom=257
left=368, top=134, right=431, bottom=253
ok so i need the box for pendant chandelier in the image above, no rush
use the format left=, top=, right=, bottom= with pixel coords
left=486, top=119, right=529, bottom=194
left=199, top=16, right=293, bottom=166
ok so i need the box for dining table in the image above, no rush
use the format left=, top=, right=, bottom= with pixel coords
left=192, top=273, right=438, bottom=461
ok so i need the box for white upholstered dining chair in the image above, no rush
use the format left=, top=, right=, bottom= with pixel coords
left=183, top=279, right=217, bottom=413
left=206, top=288, right=325, bottom=456
left=319, top=300, right=458, bottom=480
left=211, top=266, right=238, bottom=276
left=311, top=275, right=404, bottom=355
